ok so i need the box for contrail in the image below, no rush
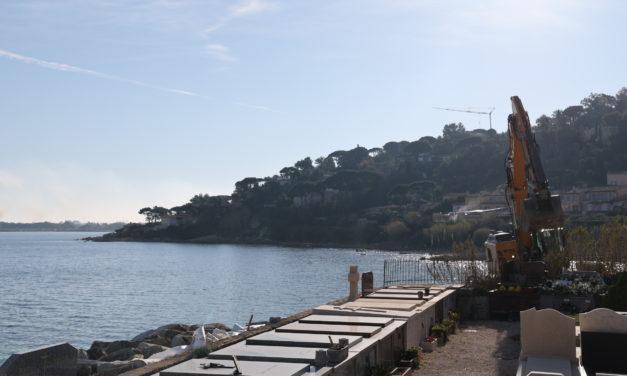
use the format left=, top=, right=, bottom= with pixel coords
left=0, top=49, right=197, bottom=96
left=0, top=48, right=284, bottom=112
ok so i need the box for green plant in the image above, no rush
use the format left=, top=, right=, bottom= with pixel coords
left=603, top=272, right=627, bottom=311
left=370, top=365, right=392, bottom=376
left=401, top=347, right=419, bottom=360
left=442, top=318, right=455, bottom=334
left=430, top=324, right=448, bottom=344
left=448, top=309, right=460, bottom=322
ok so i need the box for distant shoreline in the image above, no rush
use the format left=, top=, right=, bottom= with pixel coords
left=86, top=234, right=445, bottom=253
left=0, top=221, right=125, bottom=233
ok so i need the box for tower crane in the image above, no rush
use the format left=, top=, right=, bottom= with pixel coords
left=433, top=106, right=495, bottom=130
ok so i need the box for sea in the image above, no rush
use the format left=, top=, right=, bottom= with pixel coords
left=0, top=232, right=413, bottom=363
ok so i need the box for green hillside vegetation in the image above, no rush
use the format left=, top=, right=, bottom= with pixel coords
left=101, top=89, right=627, bottom=249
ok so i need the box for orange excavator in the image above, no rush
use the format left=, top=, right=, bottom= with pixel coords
left=485, top=96, right=566, bottom=283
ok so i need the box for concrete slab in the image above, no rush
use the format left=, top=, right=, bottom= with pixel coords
left=160, top=359, right=310, bottom=376
left=342, top=299, right=420, bottom=311
left=366, top=293, right=424, bottom=300
left=299, top=315, right=393, bottom=327
left=276, top=322, right=381, bottom=337
left=246, top=331, right=362, bottom=348
left=206, top=342, right=323, bottom=363
left=313, top=305, right=419, bottom=319
left=374, top=288, right=426, bottom=295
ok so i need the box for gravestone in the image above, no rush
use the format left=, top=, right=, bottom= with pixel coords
left=348, top=265, right=359, bottom=300
left=0, top=343, right=77, bottom=376
left=361, top=271, right=373, bottom=297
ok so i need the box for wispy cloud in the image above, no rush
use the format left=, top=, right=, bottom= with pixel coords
left=204, top=0, right=276, bottom=34
left=233, top=101, right=284, bottom=114
left=0, top=48, right=280, bottom=113
left=204, top=44, right=237, bottom=62
left=0, top=49, right=197, bottom=96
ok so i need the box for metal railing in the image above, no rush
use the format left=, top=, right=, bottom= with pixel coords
left=383, top=257, right=492, bottom=286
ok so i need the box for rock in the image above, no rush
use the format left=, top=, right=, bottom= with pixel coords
left=144, top=335, right=170, bottom=347
left=206, top=323, right=231, bottom=331
left=137, top=342, right=169, bottom=358
left=171, top=334, right=191, bottom=347
left=87, top=341, right=110, bottom=360
left=97, top=359, right=145, bottom=374
left=161, top=329, right=184, bottom=342
left=131, top=329, right=157, bottom=342
left=105, top=340, right=138, bottom=354
left=132, top=323, right=189, bottom=342
left=77, top=349, right=89, bottom=360
left=76, top=363, right=92, bottom=376
left=100, top=348, right=144, bottom=362
left=156, top=323, right=190, bottom=332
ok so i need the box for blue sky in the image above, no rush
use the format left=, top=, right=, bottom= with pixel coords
left=1, top=0, right=625, bottom=222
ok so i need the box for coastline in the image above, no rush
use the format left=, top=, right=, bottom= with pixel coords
left=85, top=234, right=448, bottom=254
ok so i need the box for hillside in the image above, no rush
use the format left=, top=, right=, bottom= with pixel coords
left=99, top=89, right=627, bottom=249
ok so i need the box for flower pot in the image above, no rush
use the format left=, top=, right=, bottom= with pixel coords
left=398, top=358, right=416, bottom=368
left=390, top=367, right=412, bottom=376
left=420, top=339, right=436, bottom=352
left=326, top=346, right=348, bottom=364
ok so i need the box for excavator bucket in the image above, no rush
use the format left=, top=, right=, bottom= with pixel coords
left=520, top=194, right=565, bottom=232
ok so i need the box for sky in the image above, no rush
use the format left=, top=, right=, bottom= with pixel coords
left=1, top=0, right=626, bottom=223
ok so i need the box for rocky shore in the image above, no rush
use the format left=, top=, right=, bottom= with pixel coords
left=77, top=322, right=243, bottom=375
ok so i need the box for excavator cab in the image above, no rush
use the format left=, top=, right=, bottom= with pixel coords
left=520, top=194, right=565, bottom=232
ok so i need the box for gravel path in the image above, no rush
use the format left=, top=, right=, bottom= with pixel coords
left=412, top=320, right=521, bottom=376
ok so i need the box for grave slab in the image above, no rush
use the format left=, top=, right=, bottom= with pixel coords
left=366, top=293, right=425, bottom=300
left=206, top=342, right=323, bottom=363
left=246, top=331, right=362, bottom=348
left=375, top=288, right=440, bottom=295
left=342, top=299, right=420, bottom=311
left=275, top=322, right=381, bottom=337
left=299, top=314, right=393, bottom=327
left=160, top=359, right=310, bottom=376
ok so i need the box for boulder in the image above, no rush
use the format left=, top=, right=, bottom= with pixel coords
left=87, top=341, right=110, bottom=360
left=137, top=343, right=169, bottom=358
left=171, top=334, right=191, bottom=347
left=161, top=329, right=184, bottom=342
left=77, top=349, right=89, bottom=360
left=105, top=340, right=139, bottom=354
left=76, top=363, right=92, bottom=376
left=131, top=329, right=157, bottom=342
left=144, top=335, right=170, bottom=347
left=156, top=323, right=190, bottom=332
left=100, top=348, right=144, bottom=362
left=96, top=359, right=145, bottom=374
left=132, top=323, right=189, bottom=342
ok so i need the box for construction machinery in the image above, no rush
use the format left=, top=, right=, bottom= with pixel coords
left=433, top=106, right=495, bottom=129
left=485, top=96, right=566, bottom=283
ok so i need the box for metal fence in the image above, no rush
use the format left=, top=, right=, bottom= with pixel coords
left=382, top=257, right=492, bottom=286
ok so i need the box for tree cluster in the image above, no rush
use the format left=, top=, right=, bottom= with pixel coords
left=107, top=89, right=627, bottom=249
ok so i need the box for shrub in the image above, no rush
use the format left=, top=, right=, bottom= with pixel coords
left=603, top=272, right=627, bottom=311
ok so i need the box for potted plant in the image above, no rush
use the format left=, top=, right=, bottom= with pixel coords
left=430, top=324, right=448, bottom=345
left=326, top=343, right=348, bottom=364
left=442, top=318, right=455, bottom=334
left=420, top=335, right=437, bottom=352
left=389, top=367, right=412, bottom=376
left=399, top=347, right=420, bottom=368
left=370, top=365, right=392, bottom=376
left=448, top=310, right=461, bottom=332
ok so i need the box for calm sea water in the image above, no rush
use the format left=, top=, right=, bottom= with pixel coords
left=0, top=232, right=407, bottom=362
